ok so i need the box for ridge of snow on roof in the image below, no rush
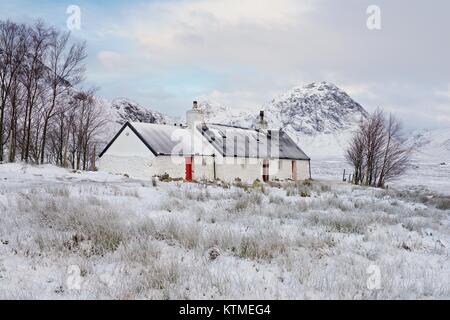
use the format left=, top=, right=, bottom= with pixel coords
left=129, top=122, right=214, bottom=156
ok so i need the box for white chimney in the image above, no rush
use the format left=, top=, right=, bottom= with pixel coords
left=186, top=101, right=204, bottom=129
left=256, top=110, right=268, bottom=131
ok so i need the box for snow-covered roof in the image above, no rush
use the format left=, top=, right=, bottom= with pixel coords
left=199, top=124, right=310, bottom=160
left=99, top=122, right=214, bottom=157
left=100, top=121, right=310, bottom=160
left=129, top=122, right=214, bottom=156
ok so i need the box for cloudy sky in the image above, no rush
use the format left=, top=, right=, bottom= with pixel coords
left=1, top=0, right=449, bottom=131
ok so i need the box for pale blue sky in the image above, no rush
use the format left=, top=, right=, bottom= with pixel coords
left=1, top=0, right=449, bottom=130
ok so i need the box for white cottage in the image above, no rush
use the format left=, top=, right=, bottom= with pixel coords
left=98, top=102, right=311, bottom=183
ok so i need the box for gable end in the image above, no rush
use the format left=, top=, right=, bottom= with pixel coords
left=99, top=122, right=158, bottom=158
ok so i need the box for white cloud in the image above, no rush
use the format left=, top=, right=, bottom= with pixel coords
left=197, top=89, right=276, bottom=111
left=97, top=51, right=126, bottom=70
left=89, top=0, right=450, bottom=130
left=434, top=85, right=450, bottom=99
left=340, top=83, right=378, bottom=101
left=113, top=0, right=316, bottom=67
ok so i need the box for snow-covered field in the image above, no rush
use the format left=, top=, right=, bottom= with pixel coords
left=313, top=157, right=450, bottom=196
left=0, top=163, right=449, bottom=299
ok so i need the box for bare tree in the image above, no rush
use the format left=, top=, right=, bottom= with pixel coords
left=346, top=109, right=411, bottom=188
left=376, top=114, right=411, bottom=187
left=0, top=20, right=27, bottom=162
left=50, top=92, right=74, bottom=166
left=7, top=73, right=25, bottom=162
left=68, top=88, right=106, bottom=170
left=363, top=109, right=385, bottom=186
left=40, top=30, right=86, bottom=164
left=0, top=19, right=104, bottom=169
left=345, top=126, right=366, bottom=185
left=20, top=21, right=51, bottom=162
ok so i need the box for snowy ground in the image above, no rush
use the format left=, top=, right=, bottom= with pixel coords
left=0, top=163, right=449, bottom=299
left=313, top=157, right=450, bottom=196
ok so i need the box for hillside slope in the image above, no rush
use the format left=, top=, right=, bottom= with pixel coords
left=408, top=128, right=450, bottom=162
left=98, top=97, right=175, bottom=142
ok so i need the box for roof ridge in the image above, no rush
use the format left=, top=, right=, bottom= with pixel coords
left=207, top=122, right=281, bottom=133
left=130, top=121, right=187, bottom=128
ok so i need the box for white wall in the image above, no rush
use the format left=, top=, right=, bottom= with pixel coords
left=214, top=157, right=310, bottom=183
left=98, top=126, right=156, bottom=180
left=215, top=156, right=262, bottom=183
left=297, top=160, right=311, bottom=180
left=192, top=156, right=216, bottom=181
left=102, top=126, right=154, bottom=157
left=268, top=159, right=310, bottom=181
left=271, top=159, right=292, bottom=181
left=152, top=155, right=215, bottom=181
left=100, top=153, right=215, bottom=181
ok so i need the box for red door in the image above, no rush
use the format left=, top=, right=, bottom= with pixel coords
left=292, top=160, right=297, bottom=180
left=185, top=156, right=193, bottom=181
left=262, top=160, right=269, bottom=182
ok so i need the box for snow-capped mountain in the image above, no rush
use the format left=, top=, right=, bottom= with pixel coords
left=264, top=82, right=369, bottom=158
left=200, top=82, right=369, bottom=158
left=407, top=128, right=450, bottom=162
left=106, top=97, right=173, bottom=127
left=264, top=82, right=368, bottom=134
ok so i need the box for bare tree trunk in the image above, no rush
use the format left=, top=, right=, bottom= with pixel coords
left=24, top=101, right=32, bottom=161
left=0, top=102, right=4, bottom=162
left=58, top=113, right=64, bottom=166
left=91, top=144, right=96, bottom=171
left=377, top=130, right=391, bottom=188
left=40, top=110, right=51, bottom=164
left=20, top=101, right=29, bottom=161
left=7, top=79, right=19, bottom=162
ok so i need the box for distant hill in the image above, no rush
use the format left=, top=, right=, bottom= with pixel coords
left=97, top=97, right=175, bottom=142
left=407, top=128, right=450, bottom=162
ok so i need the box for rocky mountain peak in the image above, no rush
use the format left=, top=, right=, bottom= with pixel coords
left=110, top=97, right=171, bottom=125
left=265, top=81, right=368, bottom=135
